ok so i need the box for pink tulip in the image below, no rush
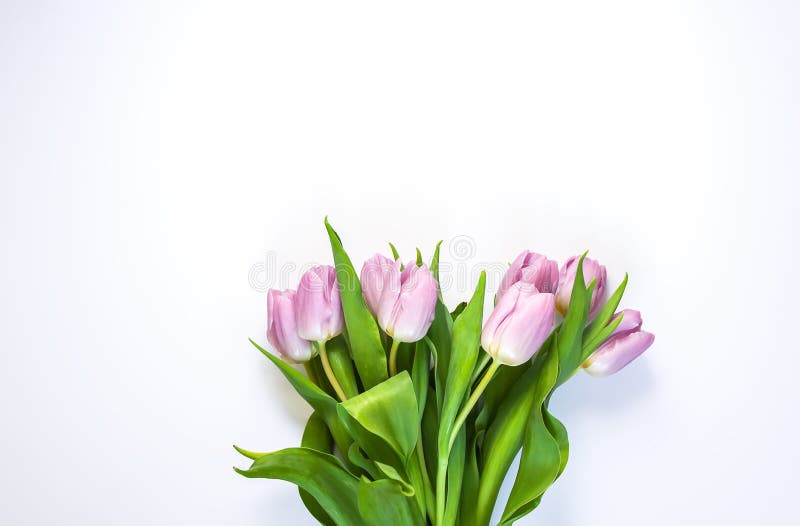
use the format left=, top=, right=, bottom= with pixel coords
left=267, top=289, right=313, bottom=363
left=361, top=255, right=438, bottom=342
left=295, top=265, right=344, bottom=342
left=497, top=251, right=559, bottom=301
left=583, top=309, right=654, bottom=376
left=555, top=255, right=607, bottom=318
left=481, top=283, right=555, bottom=366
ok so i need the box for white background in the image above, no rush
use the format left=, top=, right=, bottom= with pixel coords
left=1, top=1, right=798, bottom=524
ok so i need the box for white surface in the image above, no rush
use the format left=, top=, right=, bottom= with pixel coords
left=1, top=1, right=798, bottom=524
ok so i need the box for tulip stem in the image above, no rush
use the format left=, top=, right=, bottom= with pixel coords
left=318, top=340, right=347, bottom=401
left=470, top=352, right=492, bottom=386
left=388, top=338, right=401, bottom=376
left=449, top=358, right=501, bottom=452
left=436, top=358, right=502, bottom=526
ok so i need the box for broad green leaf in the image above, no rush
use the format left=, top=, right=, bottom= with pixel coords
left=235, top=447, right=364, bottom=526
left=583, top=273, right=628, bottom=347
left=300, top=413, right=336, bottom=526
left=437, top=272, right=486, bottom=456
left=420, top=388, right=439, bottom=483
left=249, top=339, right=353, bottom=463
left=474, top=338, right=556, bottom=526
left=555, top=255, right=590, bottom=385
left=500, top=345, right=561, bottom=525
left=474, top=360, right=530, bottom=435
left=325, top=218, right=388, bottom=389
left=338, top=372, right=419, bottom=462
left=347, top=443, right=382, bottom=480
left=358, top=478, right=425, bottom=526
left=327, top=335, right=360, bottom=398
left=542, top=401, right=569, bottom=478
left=450, top=302, right=467, bottom=320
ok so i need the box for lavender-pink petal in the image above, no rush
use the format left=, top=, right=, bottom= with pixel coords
left=584, top=330, right=654, bottom=376
left=295, top=265, right=344, bottom=342
left=267, top=289, right=313, bottom=363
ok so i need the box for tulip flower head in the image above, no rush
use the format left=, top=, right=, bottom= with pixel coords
left=555, top=255, right=607, bottom=318
left=481, top=283, right=555, bottom=366
left=267, top=289, right=313, bottom=363
left=361, top=254, right=438, bottom=342
left=497, top=250, right=559, bottom=301
left=583, top=309, right=654, bottom=376
left=295, top=265, right=344, bottom=342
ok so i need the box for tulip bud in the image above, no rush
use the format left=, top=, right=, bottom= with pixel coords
left=481, top=283, right=555, bottom=366
left=267, top=289, right=313, bottom=363
left=583, top=309, right=654, bottom=376
left=497, top=250, right=559, bottom=301
left=295, top=265, right=345, bottom=342
left=555, top=255, right=607, bottom=318
left=361, top=254, right=438, bottom=342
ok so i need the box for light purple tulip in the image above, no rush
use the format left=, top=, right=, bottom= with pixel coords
left=360, top=255, right=438, bottom=342
left=267, top=289, right=313, bottom=363
left=481, top=283, right=556, bottom=366
left=295, top=265, right=344, bottom=342
left=555, top=255, right=607, bottom=318
left=583, top=309, right=654, bottom=376
left=497, top=251, right=559, bottom=301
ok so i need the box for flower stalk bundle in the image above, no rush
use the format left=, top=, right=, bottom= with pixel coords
left=235, top=219, right=654, bottom=526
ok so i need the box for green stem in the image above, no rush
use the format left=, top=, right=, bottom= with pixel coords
left=436, top=358, right=502, bottom=526
left=469, top=352, right=492, bottom=386
left=388, top=338, right=401, bottom=376
left=318, top=340, right=347, bottom=401
left=449, top=359, right=501, bottom=452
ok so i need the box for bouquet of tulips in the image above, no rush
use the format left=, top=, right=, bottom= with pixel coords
left=235, top=219, right=654, bottom=526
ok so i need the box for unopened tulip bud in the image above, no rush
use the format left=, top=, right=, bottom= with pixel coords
left=295, top=265, right=344, bottom=342
left=583, top=309, right=654, bottom=376
left=555, top=255, right=607, bottom=318
left=267, top=289, right=313, bottom=363
left=481, top=283, right=555, bottom=366
left=361, top=255, right=438, bottom=342
left=497, top=251, right=559, bottom=301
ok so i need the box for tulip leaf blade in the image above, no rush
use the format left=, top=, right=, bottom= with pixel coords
left=234, top=447, right=365, bottom=526
left=248, top=339, right=353, bottom=460
left=299, top=412, right=336, bottom=526
left=338, top=372, right=419, bottom=463
left=438, top=271, right=486, bottom=455
left=325, top=218, right=388, bottom=390
left=357, top=478, right=426, bottom=526
left=428, top=241, right=453, bottom=411
left=583, top=273, right=628, bottom=349
left=555, top=254, right=591, bottom=385
left=389, top=242, right=401, bottom=261
left=499, top=344, right=562, bottom=525
left=443, top=427, right=466, bottom=526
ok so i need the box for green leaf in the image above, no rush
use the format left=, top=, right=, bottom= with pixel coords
left=459, top=429, right=483, bottom=526
left=327, top=335, right=360, bottom=398
left=437, top=272, right=486, bottom=456
left=542, top=402, right=569, bottom=478
left=450, top=302, right=467, bottom=320
left=235, top=447, right=365, bottom=526
left=581, top=312, right=624, bottom=363
left=583, top=273, right=628, bottom=344
left=415, top=247, right=423, bottom=266
left=389, top=242, right=401, bottom=261
left=300, top=413, right=336, bottom=526
left=411, top=341, right=430, bottom=422
left=500, top=344, right=561, bottom=525
left=338, top=372, right=419, bottom=462
left=249, top=339, right=353, bottom=463
left=555, top=254, right=591, bottom=385
left=429, top=241, right=453, bottom=411
left=358, top=478, right=425, bottom=526
left=325, top=218, right=388, bottom=390
left=474, top=338, right=556, bottom=526
left=443, top=427, right=466, bottom=526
